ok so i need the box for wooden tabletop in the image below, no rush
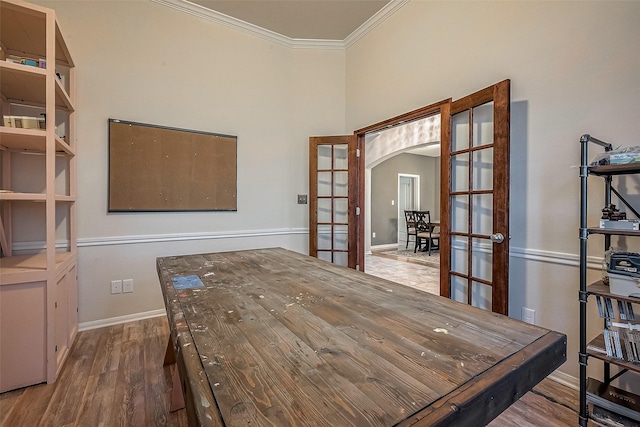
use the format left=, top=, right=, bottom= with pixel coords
left=157, top=248, right=566, bottom=427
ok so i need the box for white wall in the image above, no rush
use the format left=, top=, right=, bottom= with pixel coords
left=35, top=0, right=346, bottom=324
left=36, top=0, right=640, bottom=381
left=346, top=1, right=640, bottom=380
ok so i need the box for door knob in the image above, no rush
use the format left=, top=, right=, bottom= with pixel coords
left=491, top=233, right=505, bottom=244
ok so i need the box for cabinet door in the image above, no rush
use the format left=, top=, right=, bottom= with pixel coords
left=0, top=281, right=47, bottom=392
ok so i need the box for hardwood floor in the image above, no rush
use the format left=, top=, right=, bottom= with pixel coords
left=0, top=255, right=587, bottom=426
left=0, top=318, right=188, bottom=427
left=1, top=316, right=584, bottom=427
left=366, top=252, right=592, bottom=427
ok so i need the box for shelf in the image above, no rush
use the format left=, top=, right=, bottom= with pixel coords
left=0, top=0, right=73, bottom=67
left=0, top=192, right=46, bottom=201
left=0, top=61, right=74, bottom=111
left=579, top=137, right=640, bottom=425
left=589, top=163, right=640, bottom=176
left=55, top=77, right=74, bottom=112
left=0, top=251, right=76, bottom=286
left=0, top=60, right=46, bottom=104
left=587, top=334, right=640, bottom=375
left=55, top=195, right=76, bottom=202
left=0, top=127, right=74, bottom=155
left=587, top=227, right=640, bottom=237
left=54, top=135, right=73, bottom=155
left=0, top=193, right=75, bottom=202
left=588, top=280, right=640, bottom=304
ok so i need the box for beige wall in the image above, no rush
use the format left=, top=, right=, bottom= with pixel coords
left=34, top=0, right=346, bottom=324
left=346, top=1, right=640, bottom=380
left=32, top=0, right=640, bottom=381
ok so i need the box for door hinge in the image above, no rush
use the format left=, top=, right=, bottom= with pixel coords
left=55, top=301, right=58, bottom=309
left=356, top=148, right=360, bottom=158
left=55, top=345, right=58, bottom=352
left=356, top=207, right=360, bottom=215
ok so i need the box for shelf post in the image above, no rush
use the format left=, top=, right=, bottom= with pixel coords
left=579, top=134, right=589, bottom=426
left=579, top=134, right=616, bottom=426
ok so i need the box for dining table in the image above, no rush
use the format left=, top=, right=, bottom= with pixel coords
left=157, top=247, right=566, bottom=427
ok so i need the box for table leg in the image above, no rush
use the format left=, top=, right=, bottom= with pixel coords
left=164, top=337, right=176, bottom=365
left=164, top=337, right=185, bottom=412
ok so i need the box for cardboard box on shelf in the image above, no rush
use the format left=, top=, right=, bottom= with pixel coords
left=3, top=116, right=46, bottom=129
left=609, top=272, right=640, bottom=298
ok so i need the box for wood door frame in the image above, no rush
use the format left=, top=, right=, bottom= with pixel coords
left=354, top=99, right=451, bottom=271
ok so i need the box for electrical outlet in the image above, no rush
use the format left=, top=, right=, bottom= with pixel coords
left=111, top=280, right=122, bottom=294
left=372, top=232, right=376, bottom=238
left=522, top=307, right=535, bottom=324
left=297, top=194, right=307, bottom=204
left=123, top=279, right=134, bottom=293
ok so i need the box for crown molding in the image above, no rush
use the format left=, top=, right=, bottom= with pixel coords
left=150, top=0, right=408, bottom=50
left=345, top=0, right=409, bottom=48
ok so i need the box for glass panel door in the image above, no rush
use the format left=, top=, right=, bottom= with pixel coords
left=440, top=80, right=510, bottom=315
left=309, top=135, right=356, bottom=268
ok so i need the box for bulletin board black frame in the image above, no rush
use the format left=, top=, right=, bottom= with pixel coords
left=108, top=119, right=237, bottom=212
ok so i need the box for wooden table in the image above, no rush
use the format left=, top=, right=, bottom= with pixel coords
left=157, top=248, right=566, bottom=427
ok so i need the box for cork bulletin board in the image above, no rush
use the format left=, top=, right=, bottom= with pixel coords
left=108, top=119, right=237, bottom=212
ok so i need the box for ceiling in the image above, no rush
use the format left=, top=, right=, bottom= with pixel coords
left=157, top=0, right=436, bottom=157
left=408, top=144, right=440, bottom=157
left=184, top=0, right=392, bottom=40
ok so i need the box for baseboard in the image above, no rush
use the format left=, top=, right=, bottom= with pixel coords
left=371, top=243, right=399, bottom=251
left=548, top=370, right=579, bottom=391
left=78, top=309, right=167, bottom=332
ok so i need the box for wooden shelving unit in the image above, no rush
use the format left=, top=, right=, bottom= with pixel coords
left=0, top=0, right=77, bottom=393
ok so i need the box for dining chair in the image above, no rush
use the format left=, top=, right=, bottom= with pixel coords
left=404, top=210, right=418, bottom=250
left=415, top=211, right=440, bottom=255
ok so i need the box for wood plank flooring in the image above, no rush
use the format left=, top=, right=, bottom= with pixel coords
left=1, top=315, right=584, bottom=426
left=0, top=317, right=187, bottom=427
left=0, top=253, right=588, bottom=426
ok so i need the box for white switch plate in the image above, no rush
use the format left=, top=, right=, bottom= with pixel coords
left=111, top=280, right=122, bottom=294
left=372, top=232, right=376, bottom=238
left=123, top=279, right=134, bottom=293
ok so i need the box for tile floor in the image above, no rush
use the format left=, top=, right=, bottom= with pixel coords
left=365, top=251, right=440, bottom=295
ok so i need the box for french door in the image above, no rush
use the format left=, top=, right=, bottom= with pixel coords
left=308, top=81, right=510, bottom=315
left=308, top=135, right=358, bottom=269
left=440, top=80, right=511, bottom=315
